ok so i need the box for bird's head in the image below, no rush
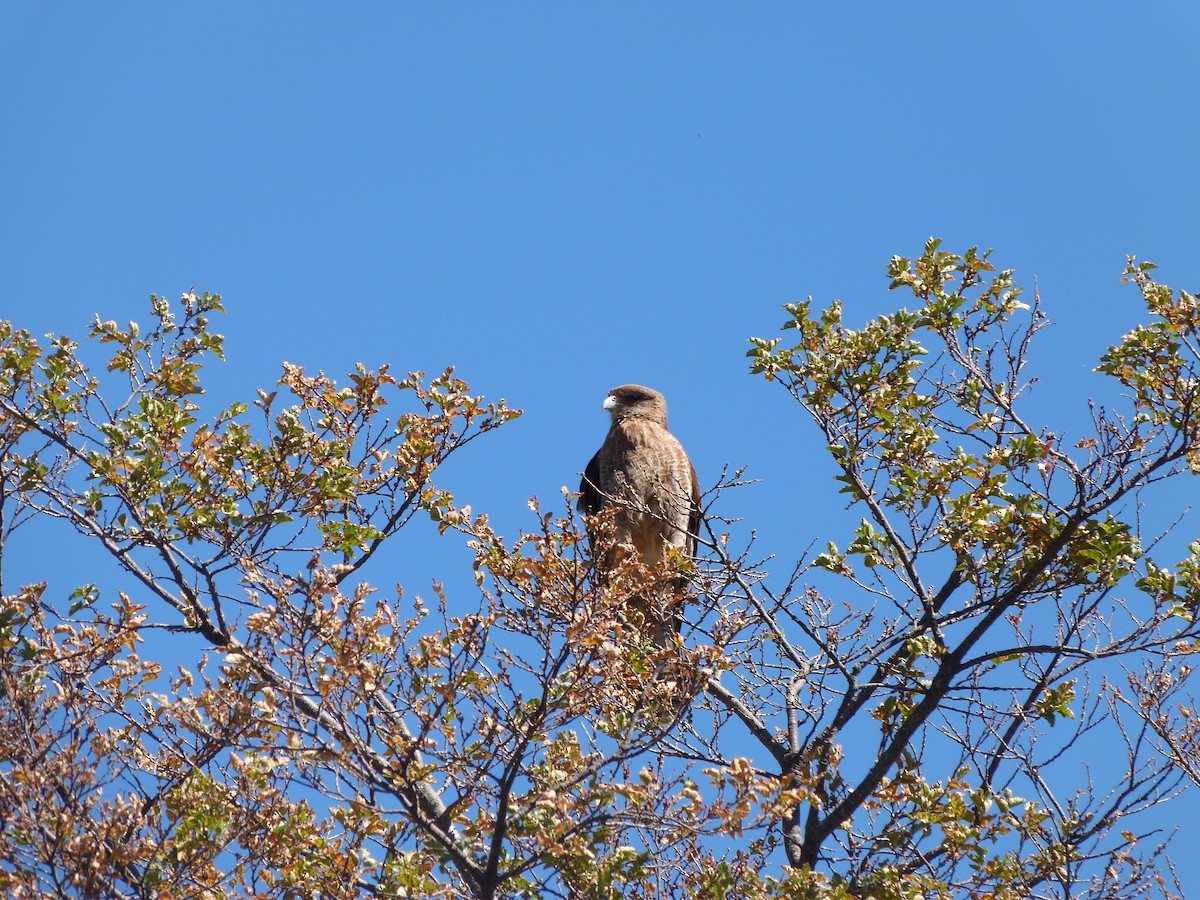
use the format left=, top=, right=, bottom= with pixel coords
left=602, top=384, right=668, bottom=426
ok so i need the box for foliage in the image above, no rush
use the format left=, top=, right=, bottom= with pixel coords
left=1, top=245, right=1199, bottom=898
left=737, top=241, right=1199, bottom=896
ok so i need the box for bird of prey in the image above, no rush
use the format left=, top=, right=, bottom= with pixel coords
left=578, top=384, right=701, bottom=645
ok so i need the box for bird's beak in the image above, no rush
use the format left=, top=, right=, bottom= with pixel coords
left=602, top=394, right=617, bottom=411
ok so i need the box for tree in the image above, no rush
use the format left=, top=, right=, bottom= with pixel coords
left=1, top=242, right=1198, bottom=898
left=732, top=242, right=1200, bottom=897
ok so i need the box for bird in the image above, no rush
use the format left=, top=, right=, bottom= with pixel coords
left=578, top=385, right=701, bottom=646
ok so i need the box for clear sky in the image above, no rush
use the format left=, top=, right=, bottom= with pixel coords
left=4, top=2, right=1200, bottom=889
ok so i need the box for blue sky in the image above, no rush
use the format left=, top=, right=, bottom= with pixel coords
left=4, top=2, right=1200, bottom=889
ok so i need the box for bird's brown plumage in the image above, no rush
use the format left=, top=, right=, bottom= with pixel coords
left=579, top=385, right=701, bottom=644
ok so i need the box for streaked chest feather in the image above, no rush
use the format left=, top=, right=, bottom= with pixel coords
left=599, top=422, right=691, bottom=514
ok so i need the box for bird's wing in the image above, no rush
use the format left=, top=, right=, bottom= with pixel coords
left=686, top=460, right=702, bottom=556
left=578, top=448, right=604, bottom=516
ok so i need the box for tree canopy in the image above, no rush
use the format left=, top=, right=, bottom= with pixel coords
left=2, top=241, right=1199, bottom=898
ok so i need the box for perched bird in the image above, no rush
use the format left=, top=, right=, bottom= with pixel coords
left=579, top=385, right=701, bottom=645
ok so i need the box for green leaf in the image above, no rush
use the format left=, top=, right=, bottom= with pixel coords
left=68, top=583, right=100, bottom=615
